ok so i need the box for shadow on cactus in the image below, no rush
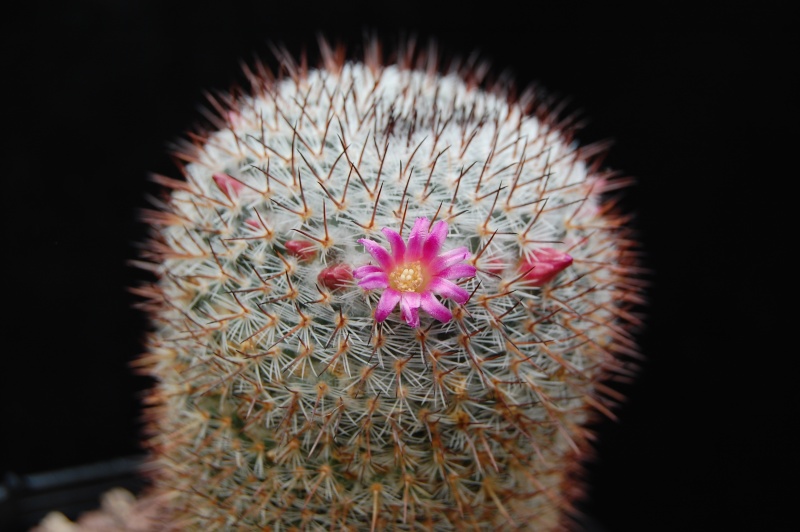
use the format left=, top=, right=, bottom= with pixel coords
left=127, top=39, right=644, bottom=530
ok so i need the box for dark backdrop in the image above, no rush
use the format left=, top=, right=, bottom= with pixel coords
left=3, top=2, right=794, bottom=530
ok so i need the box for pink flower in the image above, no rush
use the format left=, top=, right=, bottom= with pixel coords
left=354, top=217, right=476, bottom=327
left=520, top=248, right=573, bottom=285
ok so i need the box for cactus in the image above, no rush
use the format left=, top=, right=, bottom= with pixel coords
left=131, top=40, right=643, bottom=531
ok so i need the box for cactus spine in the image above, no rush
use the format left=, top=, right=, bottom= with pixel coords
left=133, top=41, right=642, bottom=530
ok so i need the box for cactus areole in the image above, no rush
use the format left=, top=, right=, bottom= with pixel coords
left=135, top=42, right=642, bottom=530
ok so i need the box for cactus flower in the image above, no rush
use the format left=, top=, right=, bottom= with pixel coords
left=354, top=217, right=476, bottom=327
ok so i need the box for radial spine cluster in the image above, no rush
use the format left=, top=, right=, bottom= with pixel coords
left=134, top=43, right=643, bottom=531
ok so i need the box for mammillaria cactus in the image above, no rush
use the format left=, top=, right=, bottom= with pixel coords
left=129, top=40, right=642, bottom=530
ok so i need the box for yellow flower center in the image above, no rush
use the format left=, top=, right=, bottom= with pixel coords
left=389, top=261, right=425, bottom=292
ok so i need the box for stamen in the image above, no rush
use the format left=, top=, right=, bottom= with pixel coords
left=389, top=261, right=424, bottom=292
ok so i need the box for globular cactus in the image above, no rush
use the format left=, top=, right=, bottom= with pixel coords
left=132, top=40, right=643, bottom=531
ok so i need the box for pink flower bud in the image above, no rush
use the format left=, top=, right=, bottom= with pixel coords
left=285, top=240, right=317, bottom=261
left=521, top=248, right=573, bottom=286
left=212, top=173, right=244, bottom=198
left=245, top=218, right=262, bottom=230
left=482, top=256, right=506, bottom=275
left=318, top=264, right=353, bottom=290
left=225, top=110, right=243, bottom=128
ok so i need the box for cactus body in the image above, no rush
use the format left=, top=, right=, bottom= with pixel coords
left=135, top=44, right=642, bottom=530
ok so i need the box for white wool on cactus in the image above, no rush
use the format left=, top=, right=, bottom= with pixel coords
left=131, top=42, right=643, bottom=531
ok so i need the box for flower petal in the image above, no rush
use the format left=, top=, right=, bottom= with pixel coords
left=428, top=278, right=470, bottom=304
left=353, top=264, right=383, bottom=279
left=381, top=227, right=406, bottom=263
left=438, top=263, right=477, bottom=280
left=405, top=217, right=429, bottom=261
left=422, top=220, right=448, bottom=262
left=429, top=247, right=471, bottom=274
left=375, top=289, right=401, bottom=322
left=358, top=238, right=393, bottom=270
left=420, top=292, right=452, bottom=323
left=357, top=272, right=389, bottom=290
left=400, top=292, right=421, bottom=327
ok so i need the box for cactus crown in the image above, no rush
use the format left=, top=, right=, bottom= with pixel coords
left=134, top=40, right=642, bottom=530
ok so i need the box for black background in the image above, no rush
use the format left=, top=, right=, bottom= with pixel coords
left=3, top=1, right=795, bottom=530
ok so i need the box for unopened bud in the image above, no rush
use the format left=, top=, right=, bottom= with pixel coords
left=521, top=248, right=573, bottom=286
left=318, top=264, right=352, bottom=290
left=212, top=173, right=244, bottom=198
left=285, top=240, right=317, bottom=261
